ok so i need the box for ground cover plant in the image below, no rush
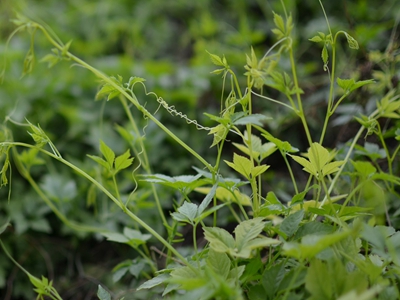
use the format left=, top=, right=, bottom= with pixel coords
left=0, top=0, right=400, bottom=299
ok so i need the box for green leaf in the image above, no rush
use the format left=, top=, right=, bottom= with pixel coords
left=176, top=201, right=198, bottom=222
left=280, top=210, right=304, bottom=239
left=351, top=161, right=377, bottom=178
left=206, top=249, right=230, bottom=279
left=262, top=132, right=298, bottom=153
left=102, top=232, right=129, bottom=244
left=87, top=155, right=109, bottom=169
left=127, top=76, right=146, bottom=88
left=262, top=262, right=286, bottom=299
left=206, top=51, right=224, bottom=66
left=198, top=184, right=218, bottom=216
left=137, top=274, right=169, bottom=290
left=235, top=218, right=265, bottom=251
left=114, top=149, right=133, bottom=173
left=289, top=143, right=344, bottom=179
left=343, top=31, right=359, bottom=49
left=322, top=46, right=329, bottom=68
left=309, top=35, right=323, bottom=43
left=224, top=153, right=252, bottom=179
left=170, top=266, right=207, bottom=290
left=123, top=227, right=151, bottom=245
left=140, top=174, right=203, bottom=191
left=232, top=114, right=272, bottom=127
left=208, top=124, right=228, bottom=148
left=283, top=229, right=352, bottom=260
left=99, top=140, right=115, bottom=169
left=273, top=12, right=285, bottom=33
left=203, top=227, right=235, bottom=253
left=26, top=120, right=49, bottom=147
left=236, top=237, right=280, bottom=258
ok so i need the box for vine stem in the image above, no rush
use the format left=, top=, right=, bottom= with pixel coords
left=3, top=142, right=197, bottom=273
left=35, top=23, right=213, bottom=174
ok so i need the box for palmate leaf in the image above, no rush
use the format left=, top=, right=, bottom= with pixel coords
left=289, top=143, right=344, bottom=179
left=204, top=218, right=280, bottom=258
left=224, top=153, right=252, bottom=179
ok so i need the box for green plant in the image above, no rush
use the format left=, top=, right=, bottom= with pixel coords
left=1, top=1, right=400, bottom=299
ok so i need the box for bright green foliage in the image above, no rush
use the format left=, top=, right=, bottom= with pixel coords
left=204, top=218, right=280, bottom=258
left=88, top=140, right=133, bottom=176
left=224, top=153, right=269, bottom=180
left=289, top=143, right=344, bottom=179
left=1, top=1, right=399, bottom=299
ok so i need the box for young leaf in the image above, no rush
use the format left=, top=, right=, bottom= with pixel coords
left=343, top=31, right=359, bottom=49
left=309, top=35, right=323, bottom=43
left=114, top=149, right=134, bottom=173
left=206, top=51, right=225, bottom=67
left=99, top=140, right=115, bottom=170
left=322, top=46, right=329, bottom=69
left=289, top=143, right=344, bottom=179
left=224, top=153, right=252, bottom=179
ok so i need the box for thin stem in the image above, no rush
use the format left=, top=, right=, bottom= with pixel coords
left=289, top=46, right=313, bottom=146
left=4, top=142, right=197, bottom=272
left=36, top=23, right=213, bottom=173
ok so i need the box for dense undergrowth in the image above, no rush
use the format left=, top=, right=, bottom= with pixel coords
left=0, top=0, right=399, bottom=299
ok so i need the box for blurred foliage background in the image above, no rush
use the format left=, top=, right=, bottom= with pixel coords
left=0, top=0, right=398, bottom=298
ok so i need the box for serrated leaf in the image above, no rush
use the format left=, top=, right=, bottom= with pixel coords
left=289, top=143, right=343, bottom=179
left=224, top=153, right=253, bottom=179
left=280, top=210, right=304, bottom=238
left=235, top=218, right=266, bottom=252
left=262, top=132, right=298, bottom=153
left=177, top=201, right=198, bottom=222
left=206, top=51, right=224, bottom=66
left=251, top=164, right=269, bottom=177
left=337, top=78, right=355, bottom=92
left=114, top=149, right=133, bottom=172
left=99, top=140, right=115, bottom=169
left=206, top=249, right=230, bottom=279
left=273, top=12, right=285, bottom=33
left=236, top=237, right=280, bottom=258
left=203, top=227, right=235, bottom=252
left=209, top=124, right=228, bottom=147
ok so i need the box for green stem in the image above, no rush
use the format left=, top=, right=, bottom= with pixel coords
left=4, top=142, right=197, bottom=272
left=119, top=96, right=169, bottom=230
left=36, top=23, right=212, bottom=173
left=319, top=42, right=336, bottom=144
left=289, top=46, right=313, bottom=146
